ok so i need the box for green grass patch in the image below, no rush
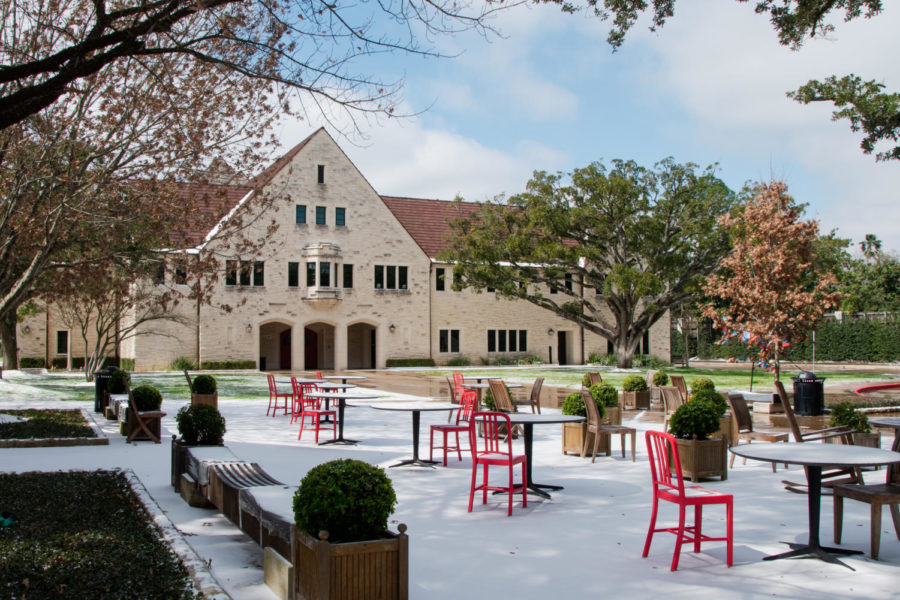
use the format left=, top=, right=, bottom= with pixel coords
left=0, top=409, right=94, bottom=439
left=0, top=471, right=199, bottom=599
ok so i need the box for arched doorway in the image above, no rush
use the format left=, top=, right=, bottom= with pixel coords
left=304, top=322, right=335, bottom=370
left=347, top=323, right=376, bottom=369
left=259, top=322, right=292, bottom=370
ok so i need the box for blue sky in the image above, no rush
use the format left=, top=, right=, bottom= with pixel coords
left=277, top=0, right=900, bottom=254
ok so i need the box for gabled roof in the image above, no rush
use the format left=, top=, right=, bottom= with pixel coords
left=249, top=129, right=319, bottom=189
left=169, top=182, right=253, bottom=248
left=380, top=196, right=485, bottom=258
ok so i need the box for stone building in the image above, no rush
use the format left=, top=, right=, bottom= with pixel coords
left=17, top=129, right=670, bottom=371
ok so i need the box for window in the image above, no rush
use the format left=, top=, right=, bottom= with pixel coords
left=288, top=262, right=299, bottom=287
left=374, top=265, right=408, bottom=290
left=343, top=264, right=353, bottom=288
left=386, top=265, right=396, bottom=289
left=317, top=164, right=325, bottom=184
left=336, top=207, right=345, bottom=227
left=174, top=259, right=187, bottom=285
left=319, top=262, right=331, bottom=287
left=374, top=265, right=384, bottom=289
left=316, top=206, right=326, bottom=225
left=225, top=260, right=237, bottom=286
left=306, top=262, right=316, bottom=287
left=239, top=262, right=251, bottom=286
left=487, top=329, right=528, bottom=352
left=435, top=268, right=445, bottom=291
left=296, top=205, right=306, bottom=224
left=252, top=261, right=264, bottom=286
left=56, top=331, right=68, bottom=355
left=153, top=261, right=165, bottom=285
left=564, top=273, right=573, bottom=292
left=487, top=286, right=495, bottom=293
left=399, top=266, right=408, bottom=290
left=439, top=329, right=460, bottom=353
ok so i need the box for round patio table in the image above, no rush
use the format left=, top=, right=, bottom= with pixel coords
left=304, top=391, right=380, bottom=445
left=370, top=401, right=457, bottom=467
left=868, top=417, right=900, bottom=445
left=323, top=375, right=367, bottom=385
left=730, top=442, right=900, bottom=570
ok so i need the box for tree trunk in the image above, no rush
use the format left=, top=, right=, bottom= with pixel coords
left=616, top=342, right=635, bottom=368
left=0, top=310, right=18, bottom=369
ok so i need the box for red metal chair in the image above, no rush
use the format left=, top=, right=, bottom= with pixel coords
left=266, top=374, right=292, bottom=416
left=290, top=379, right=318, bottom=424
left=316, top=370, right=323, bottom=380
left=430, top=388, right=478, bottom=466
left=452, top=372, right=466, bottom=403
left=643, top=431, right=733, bottom=570
left=467, top=411, right=527, bottom=516
left=292, top=378, right=336, bottom=443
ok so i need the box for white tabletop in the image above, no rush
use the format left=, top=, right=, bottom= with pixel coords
left=462, top=382, right=523, bottom=389
left=314, top=382, right=357, bottom=390
left=370, top=401, right=457, bottom=412
left=323, top=375, right=367, bottom=381
left=463, top=376, right=503, bottom=381
left=305, top=391, right=380, bottom=400
left=476, top=413, right=585, bottom=426
left=730, top=441, right=900, bottom=467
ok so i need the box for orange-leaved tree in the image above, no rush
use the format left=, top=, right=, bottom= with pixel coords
left=702, top=181, right=840, bottom=381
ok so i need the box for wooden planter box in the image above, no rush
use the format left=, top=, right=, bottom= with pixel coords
left=716, top=414, right=736, bottom=447
left=672, top=437, right=727, bottom=482
left=292, top=525, right=408, bottom=600
left=191, top=392, right=218, bottom=409
left=562, top=421, right=611, bottom=456
left=622, top=390, right=650, bottom=410
left=824, top=431, right=881, bottom=449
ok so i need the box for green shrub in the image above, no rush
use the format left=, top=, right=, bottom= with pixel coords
left=119, top=358, right=135, bottom=371
left=690, top=388, right=727, bottom=417
left=581, top=373, right=593, bottom=388
left=588, top=352, right=617, bottom=366
left=199, top=360, right=256, bottom=370
left=516, top=354, right=543, bottom=365
left=176, top=404, right=226, bottom=445
left=492, top=356, right=517, bottom=366
left=447, top=357, right=471, bottom=367
left=690, top=377, right=716, bottom=395
left=622, top=374, right=648, bottom=392
left=131, top=385, right=163, bottom=411
left=293, top=459, right=397, bottom=543
left=561, top=391, right=605, bottom=419
left=107, top=369, right=131, bottom=394
left=385, top=358, right=436, bottom=367
left=18, top=357, right=45, bottom=368
left=191, top=374, right=217, bottom=394
left=50, top=357, right=67, bottom=369
left=668, top=399, right=720, bottom=440
left=589, top=383, right=619, bottom=407
left=632, top=355, right=670, bottom=369
left=652, top=370, right=669, bottom=386
left=171, top=357, right=198, bottom=371
left=829, top=402, right=871, bottom=433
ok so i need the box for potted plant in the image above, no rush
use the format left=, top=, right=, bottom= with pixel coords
left=292, top=459, right=408, bottom=600
left=650, top=370, right=669, bottom=404
left=121, top=385, right=163, bottom=440
left=105, top=370, right=131, bottom=419
left=621, top=374, right=650, bottom=409
left=690, top=387, right=735, bottom=447
left=590, top=383, right=621, bottom=425
left=190, top=374, right=218, bottom=408
left=652, top=371, right=670, bottom=387
left=690, top=377, right=716, bottom=395
left=560, top=392, right=608, bottom=455
left=668, top=398, right=728, bottom=482
left=171, top=404, right=227, bottom=502
left=827, top=402, right=880, bottom=448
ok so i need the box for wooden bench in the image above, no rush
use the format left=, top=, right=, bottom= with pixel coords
left=207, top=462, right=284, bottom=527
left=239, top=485, right=297, bottom=560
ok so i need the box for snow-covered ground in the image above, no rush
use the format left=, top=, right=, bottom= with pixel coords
left=1, top=371, right=898, bottom=599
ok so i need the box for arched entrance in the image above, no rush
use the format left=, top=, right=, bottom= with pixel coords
left=304, top=322, right=335, bottom=370
left=347, top=323, right=376, bottom=369
left=259, top=322, right=292, bottom=370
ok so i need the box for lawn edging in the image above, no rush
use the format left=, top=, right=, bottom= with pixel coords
left=0, top=409, right=109, bottom=448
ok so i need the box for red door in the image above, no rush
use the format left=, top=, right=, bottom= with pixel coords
left=304, top=328, right=318, bottom=369
left=279, top=330, right=292, bottom=370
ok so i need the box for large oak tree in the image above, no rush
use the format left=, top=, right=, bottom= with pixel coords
left=441, top=158, right=736, bottom=368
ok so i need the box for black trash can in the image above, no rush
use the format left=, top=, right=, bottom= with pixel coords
left=792, top=371, right=826, bottom=416
left=94, top=365, right=120, bottom=413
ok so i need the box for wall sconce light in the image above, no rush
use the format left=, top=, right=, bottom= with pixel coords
left=389, top=324, right=396, bottom=332
left=245, top=324, right=252, bottom=334
left=547, top=328, right=555, bottom=336
left=22, top=325, right=31, bottom=334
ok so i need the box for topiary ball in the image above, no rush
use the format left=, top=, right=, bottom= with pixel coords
left=176, top=404, right=226, bottom=445
left=561, top=392, right=586, bottom=416
left=581, top=373, right=594, bottom=388
left=107, top=369, right=131, bottom=394
left=652, top=370, right=669, bottom=387
left=131, top=385, right=162, bottom=411
left=690, top=388, right=728, bottom=417
left=622, top=374, right=648, bottom=392
left=293, top=459, right=397, bottom=543
left=690, top=377, right=715, bottom=395
left=668, top=399, right=720, bottom=440
left=589, top=383, right=619, bottom=407
left=192, top=374, right=217, bottom=395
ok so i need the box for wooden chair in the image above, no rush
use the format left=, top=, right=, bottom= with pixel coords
left=266, top=374, right=292, bottom=416
left=467, top=411, right=528, bottom=516
left=488, top=380, right=520, bottom=439
left=642, top=431, right=733, bottom=570
left=513, top=377, right=543, bottom=414
left=774, top=380, right=862, bottom=490
left=586, top=372, right=603, bottom=387
left=430, top=388, right=478, bottom=466
left=669, top=375, right=688, bottom=402
left=726, top=392, right=788, bottom=472
left=833, top=436, right=900, bottom=559
left=124, top=383, right=166, bottom=444
left=660, top=386, right=684, bottom=433
left=581, top=391, right=604, bottom=463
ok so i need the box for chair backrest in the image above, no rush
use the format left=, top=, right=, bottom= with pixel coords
left=184, top=369, right=194, bottom=390
left=266, top=373, right=278, bottom=395
left=582, top=390, right=602, bottom=428
left=452, top=372, right=465, bottom=400
left=774, top=380, right=804, bottom=442
left=291, top=378, right=318, bottom=409
left=530, top=377, right=544, bottom=404
left=456, top=390, right=478, bottom=425
left=316, top=371, right=323, bottom=380
left=587, top=372, right=603, bottom=386
left=726, top=393, right=753, bottom=433
left=470, top=411, right=514, bottom=457
left=645, top=431, right=685, bottom=496
left=670, top=375, right=688, bottom=401
left=888, top=435, right=900, bottom=485
left=488, top=380, right=515, bottom=413
left=446, top=377, right=457, bottom=402
left=660, top=386, right=684, bottom=416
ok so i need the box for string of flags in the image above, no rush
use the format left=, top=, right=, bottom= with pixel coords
left=718, top=327, right=790, bottom=373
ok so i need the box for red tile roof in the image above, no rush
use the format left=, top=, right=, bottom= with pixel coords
left=380, top=196, right=485, bottom=258
left=169, top=182, right=253, bottom=248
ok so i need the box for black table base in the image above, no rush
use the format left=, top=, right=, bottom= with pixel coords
left=318, top=398, right=357, bottom=446
left=491, top=422, right=560, bottom=500
left=388, top=410, right=439, bottom=468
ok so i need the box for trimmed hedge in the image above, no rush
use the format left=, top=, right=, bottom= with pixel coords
left=199, top=360, right=256, bottom=370
left=0, top=410, right=94, bottom=439
left=18, top=357, right=45, bottom=368
left=385, top=358, right=436, bottom=367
